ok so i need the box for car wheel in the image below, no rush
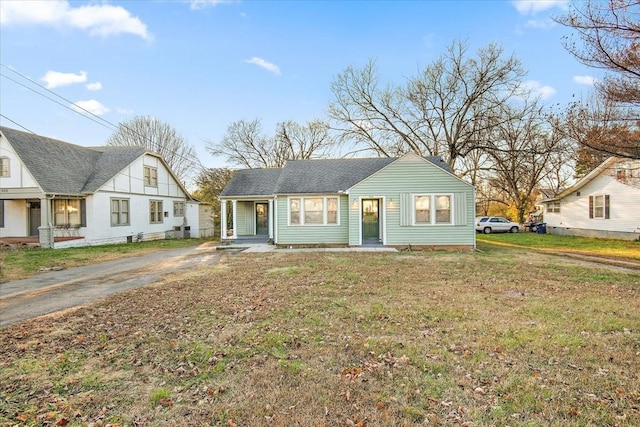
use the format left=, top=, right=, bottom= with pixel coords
left=510, top=226, right=519, bottom=233
left=483, top=227, right=491, bottom=234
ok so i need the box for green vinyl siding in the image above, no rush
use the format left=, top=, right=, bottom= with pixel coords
left=349, top=154, right=475, bottom=246
left=275, top=195, right=349, bottom=245
left=235, top=201, right=250, bottom=236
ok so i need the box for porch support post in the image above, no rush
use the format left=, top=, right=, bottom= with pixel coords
left=220, top=200, right=227, bottom=240
left=231, top=200, right=238, bottom=239
left=38, top=197, right=53, bottom=248
left=268, top=199, right=274, bottom=240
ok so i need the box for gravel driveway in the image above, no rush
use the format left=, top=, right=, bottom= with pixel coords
left=0, top=242, right=224, bottom=327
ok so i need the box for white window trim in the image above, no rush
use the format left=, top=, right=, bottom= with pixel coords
left=412, top=193, right=454, bottom=226
left=288, top=196, right=340, bottom=226
left=593, top=194, right=605, bottom=219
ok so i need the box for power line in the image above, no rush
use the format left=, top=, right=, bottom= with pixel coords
left=0, top=114, right=35, bottom=133
left=0, top=63, right=208, bottom=175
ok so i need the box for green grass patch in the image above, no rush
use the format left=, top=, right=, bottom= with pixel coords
left=478, top=233, right=640, bottom=260
left=0, top=238, right=210, bottom=281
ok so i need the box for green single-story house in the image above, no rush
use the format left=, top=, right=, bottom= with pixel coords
left=219, top=153, right=476, bottom=249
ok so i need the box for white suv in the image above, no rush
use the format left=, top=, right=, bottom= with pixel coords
left=475, top=216, right=521, bottom=234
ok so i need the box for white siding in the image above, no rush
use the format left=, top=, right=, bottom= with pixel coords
left=546, top=162, right=640, bottom=237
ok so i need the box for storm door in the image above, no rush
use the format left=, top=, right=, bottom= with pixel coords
left=256, top=203, right=269, bottom=235
left=29, top=202, right=41, bottom=237
left=362, top=199, right=379, bottom=243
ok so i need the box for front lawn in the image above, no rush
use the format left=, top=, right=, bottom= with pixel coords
left=477, top=232, right=640, bottom=261
left=0, top=238, right=209, bottom=281
left=1, top=249, right=638, bottom=426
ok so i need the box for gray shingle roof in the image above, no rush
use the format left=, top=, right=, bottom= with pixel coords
left=220, top=168, right=283, bottom=197
left=273, top=158, right=395, bottom=194
left=1, top=126, right=146, bottom=194
left=220, top=155, right=454, bottom=197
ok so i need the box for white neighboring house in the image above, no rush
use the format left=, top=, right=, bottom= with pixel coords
left=542, top=157, right=640, bottom=240
left=0, top=126, right=200, bottom=248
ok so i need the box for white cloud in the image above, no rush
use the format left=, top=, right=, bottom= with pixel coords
left=86, top=82, right=103, bottom=91
left=245, top=57, right=281, bottom=76
left=523, top=80, right=557, bottom=100
left=512, top=0, right=568, bottom=15
left=573, top=75, right=597, bottom=86
left=73, top=99, right=109, bottom=116
left=0, top=1, right=151, bottom=40
left=41, top=70, right=87, bottom=89
left=524, top=18, right=556, bottom=29
left=189, top=0, right=238, bottom=10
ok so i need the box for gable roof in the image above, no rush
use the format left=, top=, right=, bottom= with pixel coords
left=220, top=155, right=455, bottom=197
left=1, top=126, right=146, bottom=195
left=544, top=157, right=623, bottom=202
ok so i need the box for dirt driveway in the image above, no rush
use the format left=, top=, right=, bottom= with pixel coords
left=0, top=242, right=225, bottom=327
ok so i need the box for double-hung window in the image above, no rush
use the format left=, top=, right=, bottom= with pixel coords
left=0, top=157, right=9, bottom=177
left=150, top=200, right=163, bottom=224
left=173, top=201, right=184, bottom=217
left=414, top=194, right=452, bottom=225
left=111, top=198, right=130, bottom=226
left=144, top=166, right=158, bottom=187
left=289, top=196, right=339, bottom=225
left=589, top=194, right=610, bottom=219
left=547, top=202, right=560, bottom=213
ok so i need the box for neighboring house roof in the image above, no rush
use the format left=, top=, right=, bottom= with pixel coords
left=543, top=157, right=620, bottom=202
left=0, top=126, right=189, bottom=196
left=220, top=155, right=455, bottom=197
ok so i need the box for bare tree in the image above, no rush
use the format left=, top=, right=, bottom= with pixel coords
left=107, top=116, right=198, bottom=183
left=328, top=40, right=527, bottom=173
left=555, top=0, right=640, bottom=160
left=563, top=95, right=640, bottom=159
left=555, top=0, right=640, bottom=105
left=485, top=101, right=570, bottom=223
left=207, top=118, right=336, bottom=168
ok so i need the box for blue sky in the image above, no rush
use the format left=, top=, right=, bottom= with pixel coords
left=0, top=0, right=599, bottom=174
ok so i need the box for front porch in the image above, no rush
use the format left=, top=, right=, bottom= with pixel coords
left=220, top=199, right=274, bottom=241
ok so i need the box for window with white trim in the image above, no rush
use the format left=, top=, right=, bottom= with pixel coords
left=150, top=200, right=163, bottom=224
left=144, top=166, right=158, bottom=187
left=414, top=194, right=452, bottom=225
left=289, top=196, right=339, bottom=225
left=111, top=198, right=130, bottom=226
left=589, top=194, right=610, bottom=219
left=0, top=157, right=9, bottom=177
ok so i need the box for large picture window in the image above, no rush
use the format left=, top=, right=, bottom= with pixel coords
left=144, top=166, right=158, bottom=187
left=289, top=196, right=339, bottom=225
left=111, top=198, right=130, bottom=226
left=150, top=200, right=163, bottom=224
left=414, top=194, right=452, bottom=225
left=53, top=199, right=82, bottom=226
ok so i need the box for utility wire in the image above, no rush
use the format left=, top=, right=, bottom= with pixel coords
left=0, top=63, right=208, bottom=174
left=0, top=114, right=35, bottom=133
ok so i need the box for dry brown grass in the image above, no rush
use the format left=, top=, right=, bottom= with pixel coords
left=1, top=248, right=639, bottom=426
